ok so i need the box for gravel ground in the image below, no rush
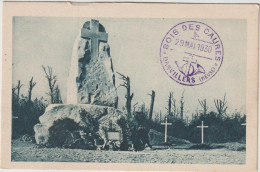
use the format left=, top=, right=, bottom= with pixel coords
left=11, top=139, right=245, bottom=164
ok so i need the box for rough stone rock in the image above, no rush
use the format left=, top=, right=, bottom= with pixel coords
left=67, top=19, right=118, bottom=107
left=34, top=104, right=126, bottom=147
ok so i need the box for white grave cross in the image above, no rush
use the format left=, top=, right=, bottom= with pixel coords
left=161, top=117, right=172, bottom=143
left=197, top=121, right=208, bottom=144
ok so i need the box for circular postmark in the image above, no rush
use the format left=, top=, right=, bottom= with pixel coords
left=160, top=21, right=224, bottom=86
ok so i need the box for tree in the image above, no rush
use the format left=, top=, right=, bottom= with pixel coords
left=42, top=65, right=62, bottom=104
left=214, top=94, right=228, bottom=118
left=12, top=87, right=17, bottom=96
left=165, top=92, right=173, bottom=120
left=159, top=111, right=162, bottom=122
left=195, top=106, right=199, bottom=118
left=185, top=116, right=189, bottom=125
left=198, top=99, right=208, bottom=116
left=180, top=90, right=185, bottom=120
left=117, top=72, right=134, bottom=116
left=53, top=85, right=63, bottom=104
left=12, top=79, right=47, bottom=136
left=28, top=77, right=36, bottom=102
left=172, top=94, right=177, bottom=119
left=148, top=90, right=155, bottom=121
left=16, top=80, right=23, bottom=103
left=133, top=103, right=138, bottom=112
left=168, top=92, right=172, bottom=118
left=140, top=103, right=146, bottom=113
left=154, top=112, right=160, bottom=123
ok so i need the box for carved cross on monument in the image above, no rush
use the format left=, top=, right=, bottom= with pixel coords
left=161, top=117, right=172, bottom=143
left=81, top=19, right=108, bottom=58
left=197, top=121, right=208, bottom=144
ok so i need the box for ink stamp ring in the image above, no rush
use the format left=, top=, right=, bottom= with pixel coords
left=160, top=21, right=224, bottom=86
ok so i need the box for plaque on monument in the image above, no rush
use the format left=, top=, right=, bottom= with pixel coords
left=107, top=131, right=121, bottom=141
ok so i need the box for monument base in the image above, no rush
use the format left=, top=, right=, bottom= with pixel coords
left=34, top=104, right=126, bottom=149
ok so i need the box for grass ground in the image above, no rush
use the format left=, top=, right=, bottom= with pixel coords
left=11, top=138, right=246, bottom=164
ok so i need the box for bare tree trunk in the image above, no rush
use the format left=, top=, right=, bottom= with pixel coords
left=148, top=90, right=155, bottom=121
left=42, top=65, right=58, bottom=104
left=126, top=77, right=133, bottom=114
left=28, top=77, right=36, bottom=103
left=117, top=72, right=133, bottom=116
left=185, top=116, right=189, bottom=124
left=159, top=111, right=162, bottom=122
left=168, top=92, right=172, bottom=118
left=172, top=98, right=176, bottom=119
left=54, top=86, right=63, bottom=104
left=16, top=80, right=23, bottom=103
left=180, top=90, right=185, bottom=120
left=196, top=106, right=199, bottom=117
left=133, top=103, right=138, bottom=113
left=198, top=99, right=208, bottom=116
left=214, top=94, right=228, bottom=118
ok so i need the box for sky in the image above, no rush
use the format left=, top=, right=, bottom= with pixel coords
left=12, top=17, right=247, bottom=119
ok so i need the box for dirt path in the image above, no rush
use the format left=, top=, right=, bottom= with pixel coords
left=11, top=139, right=245, bottom=164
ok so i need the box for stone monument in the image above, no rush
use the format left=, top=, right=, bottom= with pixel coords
left=34, top=20, right=125, bottom=149
left=67, top=19, right=118, bottom=107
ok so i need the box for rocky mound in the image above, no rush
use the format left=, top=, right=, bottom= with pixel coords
left=34, top=104, right=126, bottom=149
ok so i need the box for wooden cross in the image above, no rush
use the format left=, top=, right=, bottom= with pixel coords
left=161, top=117, right=172, bottom=143
left=197, top=121, right=208, bottom=144
left=81, top=19, right=108, bottom=58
